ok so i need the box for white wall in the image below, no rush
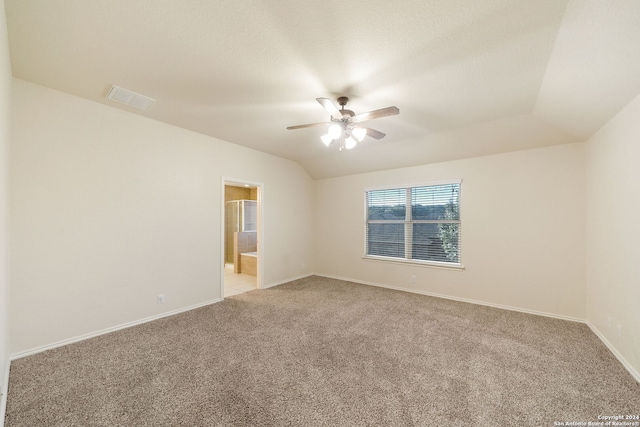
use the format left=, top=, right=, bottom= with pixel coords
left=314, top=143, right=586, bottom=319
left=9, top=79, right=314, bottom=354
left=585, top=91, right=640, bottom=379
left=0, top=0, right=11, bottom=403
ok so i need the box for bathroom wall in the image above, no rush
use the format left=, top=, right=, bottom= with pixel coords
left=225, top=185, right=257, bottom=203
left=224, top=185, right=258, bottom=264
left=235, top=231, right=257, bottom=275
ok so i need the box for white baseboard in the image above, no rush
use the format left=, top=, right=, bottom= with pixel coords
left=10, top=273, right=314, bottom=361
left=4, top=272, right=636, bottom=425
left=263, top=273, right=313, bottom=289
left=586, top=321, right=640, bottom=383
left=315, top=273, right=585, bottom=323
left=315, top=273, right=640, bottom=383
left=10, top=298, right=222, bottom=361
left=1, top=273, right=310, bottom=420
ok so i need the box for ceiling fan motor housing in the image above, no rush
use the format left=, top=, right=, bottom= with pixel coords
left=336, top=96, right=355, bottom=118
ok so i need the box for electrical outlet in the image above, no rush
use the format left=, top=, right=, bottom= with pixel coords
left=607, top=316, right=612, bottom=328
left=617, top=324, right=623, bottom=338
left=157, top=294, right=165, bottom=304
left=302, top=263, right=306, bottom=270
left=410, top=275, right=416, bottom=283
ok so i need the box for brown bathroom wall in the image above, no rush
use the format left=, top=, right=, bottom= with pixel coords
left=233, top=231, right=257, bottom=273
left=225, top=185, right=257, bottom=203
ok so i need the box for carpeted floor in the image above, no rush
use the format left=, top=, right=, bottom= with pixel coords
left=5, top=276, right=640, bottom=426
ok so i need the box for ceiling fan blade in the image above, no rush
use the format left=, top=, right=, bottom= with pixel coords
left=316, top=98, right=343, bottom=120
left=286, top=122, right=330, bottom=130
left=353, top=106, right=399, bottom=122
left=364, top=127, right=386, bottom=140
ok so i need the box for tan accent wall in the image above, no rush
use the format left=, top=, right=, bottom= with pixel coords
left=225, top=185, right=257, bottom=203
left=233, top=231, right=257, bottom=274
left=239, top=253, right=257, bottom=276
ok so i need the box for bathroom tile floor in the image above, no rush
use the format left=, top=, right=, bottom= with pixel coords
left=224, top=265, right=257, bottom=297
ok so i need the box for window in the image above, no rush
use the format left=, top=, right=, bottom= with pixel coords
left=365, top=181, right=461, bottom=267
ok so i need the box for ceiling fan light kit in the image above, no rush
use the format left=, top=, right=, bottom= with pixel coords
left=287, top=96, right=399, bottom=151
left=352, top=126, right=367, bottom=141
left=328, top=123, right=343, bottom=140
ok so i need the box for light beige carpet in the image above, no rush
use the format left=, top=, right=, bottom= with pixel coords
left=5, top=276, right=640, bottom=426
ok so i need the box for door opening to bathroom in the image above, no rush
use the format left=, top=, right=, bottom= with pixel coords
left=222, top=180, right=262, bottom=298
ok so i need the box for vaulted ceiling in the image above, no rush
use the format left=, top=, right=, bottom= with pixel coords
left=5, top=0, right=640, bottom=179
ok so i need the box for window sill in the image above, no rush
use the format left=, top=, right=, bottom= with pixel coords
left=363, top=255, right=465, bottom=271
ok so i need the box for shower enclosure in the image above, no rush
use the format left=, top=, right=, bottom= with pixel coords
left=225, top=200, right=257, bottom=265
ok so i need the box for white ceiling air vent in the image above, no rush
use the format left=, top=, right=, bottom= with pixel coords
left=106, top=85, right=155, bottom=110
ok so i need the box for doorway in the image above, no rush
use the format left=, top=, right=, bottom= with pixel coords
left=222, top=178, right=262, bottom=297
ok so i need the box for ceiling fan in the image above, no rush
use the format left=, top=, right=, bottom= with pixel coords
left=287, top=97, right=399, bottom=150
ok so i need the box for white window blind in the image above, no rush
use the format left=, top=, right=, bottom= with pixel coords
left=365, top=182, right=461, bottom=265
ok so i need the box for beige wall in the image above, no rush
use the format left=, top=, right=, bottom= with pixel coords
left=9, top=79, right=314, bottom=354
left=585, top=91, right=640, bottom=378
left=0, top=0, right=11, bottom=395
left=314, top=143, right=586, bottom=319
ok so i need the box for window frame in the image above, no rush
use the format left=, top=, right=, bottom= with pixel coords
left=363, top=179, right=464, bottom=270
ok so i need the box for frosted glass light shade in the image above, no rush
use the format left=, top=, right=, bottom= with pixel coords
left=345, top=136, right=357, bottom=149
left=328, top=123, right=342, bottom=139
left=320, top=134, right=333, bottom=146
left=352, top=127, right=366, bottom=142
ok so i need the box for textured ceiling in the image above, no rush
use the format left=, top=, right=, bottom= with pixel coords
left=5, top=0, right=640, bottom=179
